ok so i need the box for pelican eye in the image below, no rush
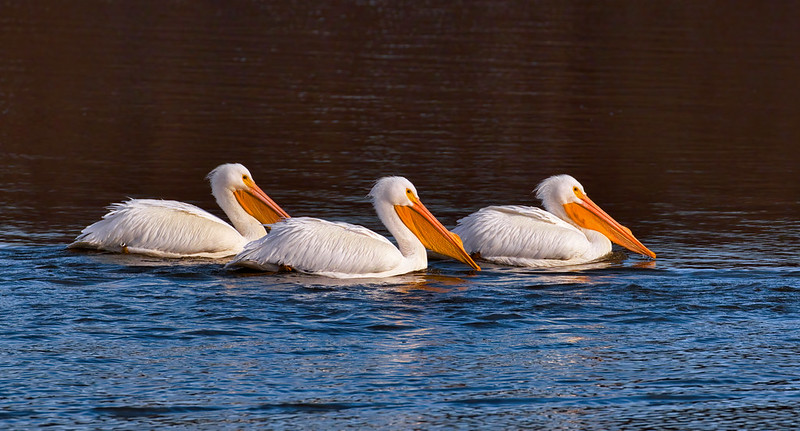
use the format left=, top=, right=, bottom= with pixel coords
left=242, top=175, right=249, bottom=181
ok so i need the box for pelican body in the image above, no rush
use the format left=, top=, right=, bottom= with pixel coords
left=68, top=163, right=290, bottom=258
left=227, top=176, right=480, bottom=278
left=452, top=175, right=656, bottom=267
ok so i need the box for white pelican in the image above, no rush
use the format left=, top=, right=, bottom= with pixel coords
left=227, top=176, right=480, bottom=278
left=452, top=174, right=656, bottom=267
left=68, top=163, right=290, bottom=258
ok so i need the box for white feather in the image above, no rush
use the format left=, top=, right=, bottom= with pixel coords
left=69, top=199, right=246, bottom=258
left=453, top=175, right=615, bottom=267
left=68, top=163, right=284, bottom=258
left=228, top=217, right=404, bottom=277
left=453, top=205, right=594, bottom=267
left=227, top=176, right=473, bottom=279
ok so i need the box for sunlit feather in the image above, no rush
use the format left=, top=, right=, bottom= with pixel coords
left=453, top=175, right=655, bottom=267
left=68, top=163, right=289, bottom=258
left=227, top=176, right=479, bottom=278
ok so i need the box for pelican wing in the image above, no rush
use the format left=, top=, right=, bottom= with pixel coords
left=228, top=217, right=404, bottom=276
left=69, top=199, right=246, bottom=258
left=453, top=205, right=591, bottom=261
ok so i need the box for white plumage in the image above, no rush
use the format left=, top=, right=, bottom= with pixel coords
left=231, top=218, right=406, bottom=277
left=68, top=163, right=290, bottom=258
left=454, top=205, right=594, bottom=266
left=227, top=176, right=480, bottom=278
left=453, top=175, right=656, bottom=267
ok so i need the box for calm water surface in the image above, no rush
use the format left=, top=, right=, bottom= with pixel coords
left=2, top=1, right=799, bottom=429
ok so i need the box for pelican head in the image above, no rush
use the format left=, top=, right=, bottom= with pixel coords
left=370, top=176, right=480, bottom=270
left=207, top=163, right=290, bottom=228
left=534, top=174, right=585, bottom=221
left=535, top=174, right=656, bottom=259
left=368, top=176, right=420, bottom=208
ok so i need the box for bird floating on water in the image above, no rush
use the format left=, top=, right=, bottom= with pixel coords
left=227, top=176, right=481, bottom=278
left=452, top=174, right=656, bottom=267
left=69, top=163, right=290, bottom=258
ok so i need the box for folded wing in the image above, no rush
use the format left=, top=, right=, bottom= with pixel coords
left=228, top=217, right=404, bottom=275
left=453, top=205, right=591, bottom=261
left=68, top=199, right=245, bottom=258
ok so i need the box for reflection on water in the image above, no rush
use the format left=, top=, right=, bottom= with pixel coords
left=235, top=270, right=474, bottom=293
left=1, top=1, right=799, bottom=429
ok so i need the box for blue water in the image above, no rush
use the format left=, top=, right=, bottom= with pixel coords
left=3, top=1, right=800, bottom=428
left=2, top=234, right=799, bottom=429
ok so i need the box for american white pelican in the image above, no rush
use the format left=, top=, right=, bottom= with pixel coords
left=68, top=163, right=290, bottom=258
left=452, top=174, right=656, bottom=267
left=227, top=176, right=480, bottom=278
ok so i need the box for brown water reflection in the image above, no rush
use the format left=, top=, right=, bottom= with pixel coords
left=1, top=1, right=798, bottom=265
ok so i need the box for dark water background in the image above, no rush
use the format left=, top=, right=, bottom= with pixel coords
left=2, top=1, right=799, bottom=429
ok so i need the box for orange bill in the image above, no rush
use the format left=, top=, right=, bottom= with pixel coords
left=563, top=195, right=656, bottom=259
left=234, top=179, right=291, bottom=225
left=395, top=201, right=481, bottom=271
